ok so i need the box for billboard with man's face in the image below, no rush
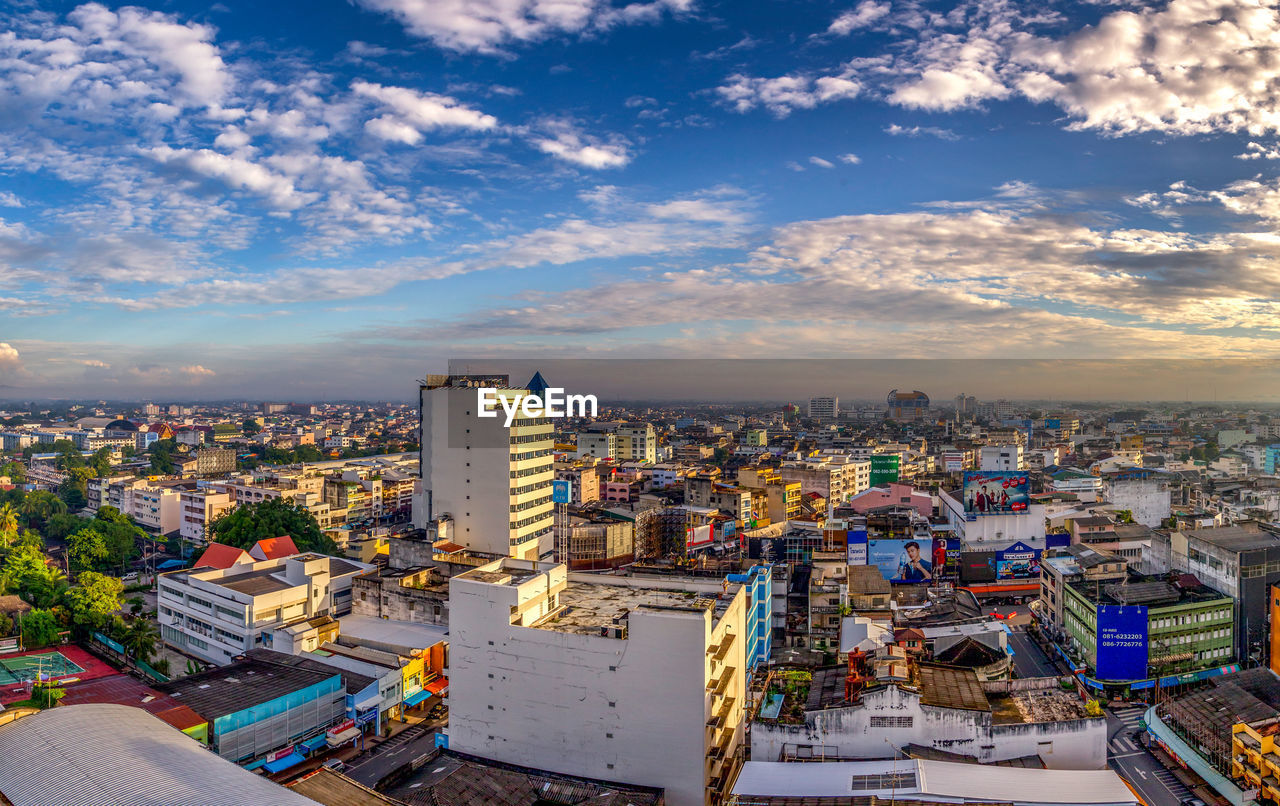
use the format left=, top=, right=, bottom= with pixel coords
left=868, top=538, right=934, bottom=583
left=962, top=472, right=1030, bottom=515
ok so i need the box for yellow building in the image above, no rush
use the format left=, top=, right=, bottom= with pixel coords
left=1232, top=718, right=1280, bottom=803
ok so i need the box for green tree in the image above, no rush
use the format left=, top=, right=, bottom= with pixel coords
left=242, top=418, right=262, bottom=437
left=20, top=609, right=61, bottom=649
left=89, top=447, right=113, bottom=477
left=51, top=439, right=84, bottom=470
left=0, top=502, right=17, bottom=547
left=42, top=512, right=82, bottom=543
left=57, top=472, right=90, bottom=510
left=209, top=496, right=337, bottom=554
left=67, top=527, right=109, bottom=573
left=0, top=612, right=11, bottom=637
left=63, top=571, right=123, bottom=631
left=149, top=439, right=177, bottom=474
left=122, top=617, right=159, bottom=662
left=24, top=567, right=68, bottom=610
left=20, top=491, right=65, bottom=529
left=1, top=545, right=56, bottom=601
left=0, top=461, right=24, bottom=484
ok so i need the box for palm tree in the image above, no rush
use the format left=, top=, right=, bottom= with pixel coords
left=0, top=502, right=17, bottom=547
left=123, top=618, right=159, bottom=664
left=20, top=492, right=65, bottom=529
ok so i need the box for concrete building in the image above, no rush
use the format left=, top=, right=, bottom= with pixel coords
left=808, top=396, right=838, bottom=420
left=158, top=553, right=374, bottom=665
left=1038, top=544, right=1128, bottom=644
left=844, top=483, right=932, bottom=518
left=980, top=444, right=1025, bottom=472
left=940, top=489, right=1046, bottom=550
left=449, top=558, right=749, bottom=806
left=1062, top=575, right=1234, bottom=681
left=1102, top=470, right=1171, bottom=527
left=193, top=447, right=237, bottom=476
left=778, top=457, right=870, bottom=511
left=617, top=424, right=657, bottom=464
left=419, top=374, right=554, bottom=560
left=131, top=485, right=181, bottom=534
left=179, top=488, right=233, bottom=545
left=886, top=390, right=930, bottom=421
left=750, top=662, right=1107, bottom=770
left=577, top=429, right=616, bottom=460
left=554, top=462, right=600, bottom=505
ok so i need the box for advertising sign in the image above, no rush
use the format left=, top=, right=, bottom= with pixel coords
left=995, top=541, right=1041, bottom=580
left=267, top=745, right=296, bottom=763
left=551, top=479, right=571, bottom=504
left=959, top=550, right=997, bottom=583
left=1096, top=605, right=1149, bottom=681
left=750, top=536, right=783, bottom=563
left=327, top=718, right=355, bottom=737
left=1044, top=418, right=1061, bottom=430
left=846, top=529, right=868, bottom=566
left=868, top=538, right=935, bottom=583
left=962, top=472, right=1030, bottom=515
left=930, top=536, right=961, bottom=576
left=870, top=455, right=900, bottom=486
left=687, top=524, right=714, bottom=549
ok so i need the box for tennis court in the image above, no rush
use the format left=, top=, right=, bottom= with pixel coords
left=0, top=651, right=84, bottom=685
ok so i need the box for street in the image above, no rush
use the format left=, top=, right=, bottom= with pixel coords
left=1007, top=628, right=1061, bottom=678
left=1105, top=705, right=1191, bottom=806
left=345, top=723, right=441, bottom=788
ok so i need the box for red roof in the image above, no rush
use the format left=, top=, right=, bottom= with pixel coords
left=193, top=542, right=252, bottom=570
left=60, top=675, right=207, bottom=732
left=251, top=535, right=299, bottom=560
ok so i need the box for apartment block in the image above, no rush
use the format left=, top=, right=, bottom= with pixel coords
left=449, top=559, right=748, bottom=806
left=131, top=485, right=181, bottom=534
left=980, top=444, right=1025, bottom=472
left=420, top=374, right=554, bottom=560
left=778, top=457, right=870, bottom=510
left=158, top=553, right=374, bottom=665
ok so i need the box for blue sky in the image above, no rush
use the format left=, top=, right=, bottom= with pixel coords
left=2, top=0, right=1280, bottom=399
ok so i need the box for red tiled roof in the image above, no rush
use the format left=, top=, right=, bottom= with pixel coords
left=252, top=535, right=298, bottom=560
left=193, top=542, right=251, bottom=570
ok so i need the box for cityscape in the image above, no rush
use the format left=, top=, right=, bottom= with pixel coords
left=4, top=0, right=1280, bottom=805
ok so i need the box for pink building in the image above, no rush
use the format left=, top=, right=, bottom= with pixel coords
left=845, top=483, right=932, bottom=517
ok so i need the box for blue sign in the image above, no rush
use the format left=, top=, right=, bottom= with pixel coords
left=846, top=529, right=868, bottom=566
left=1045, top=418, right=1061, bottom=430
left=551, top=479, right=571, bottom=504
left=1096, top=605, right=1148, bottom=681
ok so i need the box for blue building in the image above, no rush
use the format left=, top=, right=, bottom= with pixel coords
left=1266, top=444, right=1280, bottom=475
left=727, top=564, right=773, bottom=671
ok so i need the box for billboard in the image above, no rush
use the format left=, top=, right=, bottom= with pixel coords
left=931, top=536, right=961, bottom=577
left=962, top=472, right=1030, bottom=515
left=1096, top=605, right=1149, bottom=681
left=846, top=529, right=868, bottom=566
left=1044, top=418, right=1061, bottom=430
left=748, top=536, right=784, bottom=563
left=551, top=479, right=571, bottom=504
left=959, top=550, right=997, bottom=583
left=687, top=524, right=713, bottom=549
left=868, top=538, right=935, bottom=583
left=870, top=455, right=900, bottom=486
left=995, top=541, right=1041, bottom=580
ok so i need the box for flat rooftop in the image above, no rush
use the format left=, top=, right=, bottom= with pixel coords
left=1182, top=524, right=1280, bottom=552
left=156, top=650, right=339, bottom=718
left=1068, top=575, right=1230, bottom=607
left=532, top=581, right=739, bottom=636
left=217, top=567, right=296, bottom=596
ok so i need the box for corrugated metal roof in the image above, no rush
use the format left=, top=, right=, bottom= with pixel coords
left=0, top=704, right=319, bottom=806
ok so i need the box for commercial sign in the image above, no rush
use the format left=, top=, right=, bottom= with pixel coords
left=870, top=455, right=900, bottom=486
left=846, top=529, right=868, bottom=566
left=868, top=538, right=935, bottom=584
left=327, top=718, right=355, bottom=737
left=959, top=550, right=997, bottom=583
left=550, top=479, right=571, bottom=504
left=749, top=536, right=783, bottom=563
left=931, top=536, right=961, bottom=576
left=1096, top=605, right=1149, bottom=681
left=962, top=472, right=1030, bottom=515
left=1044, top=418, right=1061, bottom=430
left=267, top=745, right=296, bottom=763
left=995, top=541, right=1041, bottom=580
left=686, top=524, right=714, bottom=549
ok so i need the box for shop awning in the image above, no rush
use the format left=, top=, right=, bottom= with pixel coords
left=425, top=677, right=448, bottom=696
left=403, top=689, right=431, bottom=708
left=300, top=734, right=329, bottom=753
left=326, top=727, right=361, bottom=747
left=263, top=750, right=305, bottom=773
left=354, top=692, right=381, bottom=711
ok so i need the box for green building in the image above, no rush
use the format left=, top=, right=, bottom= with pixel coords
left=1063, top=575, right=1234, bottom=681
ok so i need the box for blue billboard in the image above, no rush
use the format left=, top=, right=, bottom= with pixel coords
left=846, top=529, right=868, bottom=566
left=995, top=541, right=1041, bottom=580
left=1096, top=605, right=1148, bottom=681
left=962, top=472, right=1030, bottom=515
left=869, top=538, right=934, bottom=583
left=551, top=479, right=571, bottom=504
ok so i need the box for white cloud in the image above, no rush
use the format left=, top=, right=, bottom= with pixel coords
left=838, top=153, right=861, bottom=164
left=352, top=0, right=691, bottom=53
left=353, top=80, right=498, bottom=144
left=828, top=1, right=891, bottom=35
left=1238, top=142, right=1280, bottom=161
left=0, top=342, right=19, bottom=367
left=884, top=123, right=960, bottom=140
left=0, top=193, right=23, bottom=208
left=181, top=364, right=216, bottom=377
left=533, top=127, right=631, bottom=169
left=716, top=73, right=860, bottom=116
left=145, top=146, right=314, bottom=211
left=809, top=156, right=835, bottom=168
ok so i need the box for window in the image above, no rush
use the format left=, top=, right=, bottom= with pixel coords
left=870, top=716, right=913, bottom=728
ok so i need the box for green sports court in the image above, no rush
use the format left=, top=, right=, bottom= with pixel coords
left=0, top=651, right=84, bottom=685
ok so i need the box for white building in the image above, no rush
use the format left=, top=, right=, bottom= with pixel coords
left=419, top=374, right=554, bottom=560
left=616, top=424, right=657, bottom=464
left=779, top=457, right=870, bottom=509
left=130, top=486, right=181, bottom=534
left=1103, top=473, right=1171, bottom=527
left=941, top=489, right=1046, bottom=549
left=980, top=444, right=1025, bottom=472
left=449, top=558, right=748, bottom=806
left=180, top=489, right=233, bottom=545
left=158, top=553, right=373, bottom=665
left=576, top=430, right=616, bottom=460
left=807, top=397, right=839, bottom=420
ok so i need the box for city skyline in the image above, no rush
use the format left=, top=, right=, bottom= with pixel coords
left=4, top=0, right=1280, bottom=397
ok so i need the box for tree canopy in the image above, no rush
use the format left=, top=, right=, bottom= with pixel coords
left=20, top=609, right=61, bottom=649
left=63, top=571, right=123, bottom=630
left=209, top=496, right=337, bottom=555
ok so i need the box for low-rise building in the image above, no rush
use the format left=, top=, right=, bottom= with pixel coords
left=179, top=488, right=233, bottom=545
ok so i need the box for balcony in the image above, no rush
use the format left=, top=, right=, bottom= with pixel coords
left=706, top=696, right=736, bottom=730
left=706, top=665, right=736, bottom=697
left=709, top=633, right=736, bottom=663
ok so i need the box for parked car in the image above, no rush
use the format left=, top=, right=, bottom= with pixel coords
left=322, top=759, right=346, bottom=772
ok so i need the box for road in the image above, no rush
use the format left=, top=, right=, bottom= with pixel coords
left=345, top=724, right=440, bottom=788
left=1106, top=705, right=1192, bottom=806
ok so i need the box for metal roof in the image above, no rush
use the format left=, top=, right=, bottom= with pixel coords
left=156, top=649, right=339, bottom=718
left=0, top=704, right=319, bottom=806
left=917, top=664, right=990, bottom=712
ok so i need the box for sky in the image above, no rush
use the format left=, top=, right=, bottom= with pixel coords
left=2, top=0, right=1280, bottom=400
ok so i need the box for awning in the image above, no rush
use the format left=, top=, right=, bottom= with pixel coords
left=300, top=734, right=329, bottom=753
left=263, top=750, right=305, bottom=773
left=403, top=689, right=431, bottom=708
left=425, top=678, right=448, bottom=696
left=354, top=692, right=381, bottom=711
left=326, top=727, right=361, bottom=747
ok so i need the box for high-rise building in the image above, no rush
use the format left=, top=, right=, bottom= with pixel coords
left=807, top=396, right=838, bottom=420
left=419, top=374, right=554, bottom=561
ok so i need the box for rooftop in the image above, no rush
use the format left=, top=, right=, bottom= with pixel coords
left=918, top=664, right=990, bottom=712
left=0, top=704, right=319, bottom=806
left=156, top=649, right=340, bottom=718
left=1181, top=523, right=1280, bottom=552
left=1068, top=573, right=1231, bottom=608
left=532, top=580, right=738, bottom=636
